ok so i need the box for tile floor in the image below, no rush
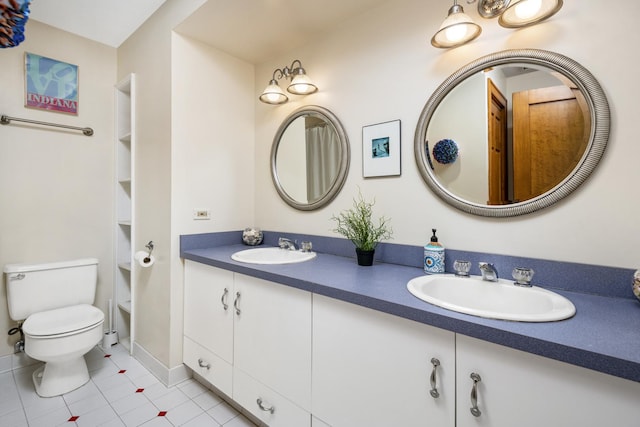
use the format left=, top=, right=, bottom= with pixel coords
left=0, top=344, right=257, bottom=427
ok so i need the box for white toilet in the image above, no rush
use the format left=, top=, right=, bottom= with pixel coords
left=4, top=258, right=105, bottom=397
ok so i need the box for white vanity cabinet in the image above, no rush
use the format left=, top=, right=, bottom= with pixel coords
left=455, top=334, right=640, bottom=427
left=312, top=295, right=456, bottom=427
left=183, top=261, right=312, bottom=426
left=184, top=260, right=640, bottom=427
left=183, top=260, right=234, bottom=396
left=233, top=273, right=312, bottom=425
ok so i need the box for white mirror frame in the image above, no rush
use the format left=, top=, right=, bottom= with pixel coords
left=271, top=105, right=350, bottom=211
left=414, top=49, right=610, bottom=217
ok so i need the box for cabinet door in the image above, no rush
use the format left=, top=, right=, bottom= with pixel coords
left=312, top=295, right=456, bottom=427
left=233, top=274, right=312, bottom=411
left=184, top=260, right=234, bottom=363
left=456, top=334, right=640, bottom=427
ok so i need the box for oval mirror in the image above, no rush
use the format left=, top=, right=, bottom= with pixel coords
left=271, top=105, right=350, bottom=210
left=414, top=49, right=610, bottom=217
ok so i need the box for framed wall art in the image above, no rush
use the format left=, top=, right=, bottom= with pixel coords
left=362, top=119, right=401, bottom=177
left=25, top=52, right=79, bottom=115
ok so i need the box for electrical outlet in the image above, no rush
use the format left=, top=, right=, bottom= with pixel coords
left=193, top=209, right=211, bottom=220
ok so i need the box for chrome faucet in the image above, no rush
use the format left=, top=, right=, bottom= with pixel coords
left=278, top=237, right=297, bottom=251
left=479, top=262, right=499, bottom=282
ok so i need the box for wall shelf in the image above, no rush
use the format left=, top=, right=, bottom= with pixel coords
left=114, top=74, right=136, bottom=355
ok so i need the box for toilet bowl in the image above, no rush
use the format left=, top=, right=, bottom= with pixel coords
left=23, top=304, right=104, bottom=397
left=4, top=258, right=105, bottom=397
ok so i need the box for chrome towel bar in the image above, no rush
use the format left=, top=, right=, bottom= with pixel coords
left=1, top=114, right=94, bottom=136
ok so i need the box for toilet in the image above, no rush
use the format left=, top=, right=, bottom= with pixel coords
left=4, top=258, right=105, bottom=397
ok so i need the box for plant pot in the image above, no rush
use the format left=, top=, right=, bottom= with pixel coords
left=356, top=248, right=375, bottom=266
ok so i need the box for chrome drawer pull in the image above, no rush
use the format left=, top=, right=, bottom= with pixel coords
left=256, top=397, right=275, bottom=414
left=234, top=291, right=241, bottom=315
left=197, top=358, right=211, bottom=370
left=429, top=358, right=440, bottom=398
left=470, top=372, right=482, bottom=417
left=221, top=288, right=229, bottom=311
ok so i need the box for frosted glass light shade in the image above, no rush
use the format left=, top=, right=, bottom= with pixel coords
left=287, top=72, right=318, bottom=95
left=499, top=0, right=563, bottom=28
left=259, top=80, right=288, bottom=105
left=431, top=4, right=482, bottom=48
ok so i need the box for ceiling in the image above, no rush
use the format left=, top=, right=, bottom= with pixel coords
left=28, top=0, right=389, bottom=64
left=29, top=0, right=168, bottom=48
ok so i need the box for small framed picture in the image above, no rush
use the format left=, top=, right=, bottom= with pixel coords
left=25, top=52, right=79, bottom=115
left=362, top=119, right=401, bottom=177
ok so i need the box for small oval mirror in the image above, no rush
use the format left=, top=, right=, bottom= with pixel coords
left=271, top=106, right=350, bottom=210
left=414, top=49, right=610, bottom=217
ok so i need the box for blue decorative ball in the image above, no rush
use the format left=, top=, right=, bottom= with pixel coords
left=432, top=139, right=459, bottom=164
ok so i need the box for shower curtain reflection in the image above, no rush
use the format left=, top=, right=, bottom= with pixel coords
left=306, top=123, right=339, bottom=203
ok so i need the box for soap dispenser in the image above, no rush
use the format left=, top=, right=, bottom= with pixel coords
left=424, top=229, right=445, bottom=274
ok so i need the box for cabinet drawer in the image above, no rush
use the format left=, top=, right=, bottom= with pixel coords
left=183, top=337, right=232, bottom=397
left=233, top=368, right=311, bottom=427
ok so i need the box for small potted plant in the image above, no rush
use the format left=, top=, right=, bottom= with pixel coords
left=331, top=191, right=393, bottom=266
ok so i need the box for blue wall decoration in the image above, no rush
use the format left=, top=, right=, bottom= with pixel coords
left=1, top=0, right=30, bottom=48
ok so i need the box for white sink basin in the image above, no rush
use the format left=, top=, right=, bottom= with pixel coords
left=231, top=247, right=316, bottom=265
left=407, top=275, right=575, bottom=322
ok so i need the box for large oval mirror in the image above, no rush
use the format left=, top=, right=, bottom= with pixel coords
left=271, top=105, right=350, bottom=210
left=414, top=49, right=610, bottom=217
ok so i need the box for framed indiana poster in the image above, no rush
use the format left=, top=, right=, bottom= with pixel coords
left=25, top=52, right=79, bottom=115
left=362, top=119, right=401, bottom=177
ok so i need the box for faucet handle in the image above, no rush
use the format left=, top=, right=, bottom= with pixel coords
left=512, top=267, right=534, bottom=287
left=453, top=260, right=471, bottom=277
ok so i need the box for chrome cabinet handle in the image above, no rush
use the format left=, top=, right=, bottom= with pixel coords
left=221, top=288, right=229, bottom=311
left=234, top=291, right=241, bottom=315
left=429, top=358, right=440, bottom=398
left=256, top=397, right=275, bottom=414
left=470, top=372, right=482, bottom=417
left=197, top=358, right=211, bottom=370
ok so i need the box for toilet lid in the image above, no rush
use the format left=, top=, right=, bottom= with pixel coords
left=23, top=304, right=105, bottom=337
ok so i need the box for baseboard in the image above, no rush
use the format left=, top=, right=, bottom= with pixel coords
left=132, top=341, right=191, bottom=387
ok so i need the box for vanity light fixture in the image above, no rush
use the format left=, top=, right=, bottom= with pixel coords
left=432, top=0, right=563, bottom=48
left=259, top=59, right=318, bottom=105
left=431, top=0, right=482, bottom=48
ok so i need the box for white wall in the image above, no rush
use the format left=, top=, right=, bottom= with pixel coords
left=0, top=21, right=116, bottom=357
left=255, top=0, right=640, bottom=270
left=171, top=33, right=255, bottom=367
left=117, top=0, right=206, bottom=369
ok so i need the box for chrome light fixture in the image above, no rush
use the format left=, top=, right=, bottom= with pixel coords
left=498, top=0, right=563, bottom=28
left=431, top=0, right=482, bottom=48
left=259, top=59, right=318, bottom=105
left=432, top=0, right=563, bottom=48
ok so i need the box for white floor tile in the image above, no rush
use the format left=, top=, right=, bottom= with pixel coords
left=178, top=379, right=209, bottom=399
left=119, top=401, right=161, bottom=427
left=208, top=401, right=239, bottom=425
left=6, top=346, right=256, bottom=427
left=75, top=404, right=120, bottom=427
left=1, top=408, right=28, bottom=427
left=111, top=391, right=152, bottom=416
left=224, top=415, right=258, bottom=427
left=193, top=390, right=224, bottom=411
left=165, top=399, right=205, bottom=425
left=182, top=412, right=222, bottom=427
left=149, top=387, right=191, bottom=411
left=63, top=379, right=102, bottom=405
left=67, top=393, right=110, bottom=416
left=139, top=416, right=174, bottom=426
left=27, top=404, right=72, bottom=427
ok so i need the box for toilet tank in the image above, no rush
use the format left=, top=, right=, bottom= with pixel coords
left=4, top=258, right=99, bottom=321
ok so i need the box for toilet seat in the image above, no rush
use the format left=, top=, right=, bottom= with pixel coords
left=23, top=304, right=104, bottom=338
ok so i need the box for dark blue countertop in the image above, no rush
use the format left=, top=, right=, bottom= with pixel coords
left=181, top=236, right=640, bottom=383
